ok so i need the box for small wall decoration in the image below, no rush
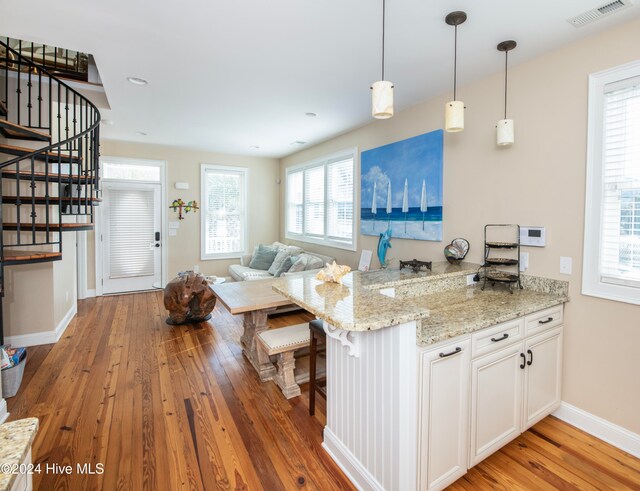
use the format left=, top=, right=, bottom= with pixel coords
left=361, top=129, right=443, bottom=241
left=170, top=198, right=199, bottom=220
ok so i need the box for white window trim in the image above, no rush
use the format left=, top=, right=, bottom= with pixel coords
left=583, top=60, right=640, bottom=306
left=285, top=147, right=357, bottom=251
left=200, top=164, right=249, bottom=260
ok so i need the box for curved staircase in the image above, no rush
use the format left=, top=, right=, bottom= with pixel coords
left=0, top=39, right=101, bottom=343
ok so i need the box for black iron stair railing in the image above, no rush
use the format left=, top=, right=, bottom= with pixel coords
left=0, top=38, right=101, bottom=344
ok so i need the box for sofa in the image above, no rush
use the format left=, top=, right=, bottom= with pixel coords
left=228, top=241, right=335, bottom=282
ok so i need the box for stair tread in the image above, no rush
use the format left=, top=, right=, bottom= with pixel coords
left=0, top=143, right=82, bottom=163
left=2, top=195, right=101, bottom=204
left=2, top=249, right=62, bottom=263
left=2, top=170, right=96, bottom=184
left=0, top=100, right=6, bottom=117
left=2, top=222, right=94, bottom=231
left=0, top=120, right=51, bottom=141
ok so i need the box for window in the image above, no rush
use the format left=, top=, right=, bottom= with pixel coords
left=201, top=164, right=248, bottom=260
left=583, top=61, right=640, bottom=305
left=285, top=149, right=356, bottom=250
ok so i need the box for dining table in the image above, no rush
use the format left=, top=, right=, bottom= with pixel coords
left=210, top=278, right=295, bottom=380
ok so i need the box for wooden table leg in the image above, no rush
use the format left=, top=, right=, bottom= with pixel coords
left=241, top=308, right=276, bottom=380
left=274, top=351, right=301, bottom=399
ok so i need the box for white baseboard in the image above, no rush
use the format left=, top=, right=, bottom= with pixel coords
left=322, top=427, right=384, bottom=491
left=553, top=402, right=640, bottom=458
left=0, top=398, right=7, bottom=424
left=5, top=303, right=77, bottom=347
left=86, top=289, right=96, bottom=298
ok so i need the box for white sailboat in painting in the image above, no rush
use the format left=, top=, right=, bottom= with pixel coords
left=371, top=181, right=377, bottom=228
left=420, top=179, right=428, bottom=230
left=402, top=178, right=409, bottom=232
left=386, top=181, right=392, bottom=225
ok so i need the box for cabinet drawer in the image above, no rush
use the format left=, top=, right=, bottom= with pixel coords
left=525, top=304, right=563, bottom=336
left=471, top=318, right=524, bottom=359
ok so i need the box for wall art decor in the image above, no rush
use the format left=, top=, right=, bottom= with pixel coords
left=361, top=129, right=443, bottom=241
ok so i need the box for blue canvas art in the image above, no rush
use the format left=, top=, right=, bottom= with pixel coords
left=361, top=129, right=443, bottom=241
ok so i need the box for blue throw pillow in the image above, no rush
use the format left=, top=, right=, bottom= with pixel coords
left=274, top=256, right=294, bottom=277
left=248, top=244, right=278, bottom=270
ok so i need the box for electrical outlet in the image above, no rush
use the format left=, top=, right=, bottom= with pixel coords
left=193, top=265, right=200, bottom=273
left=560, top=256, right=572, bottom=275
left=467, top=274, right=479, bottom=285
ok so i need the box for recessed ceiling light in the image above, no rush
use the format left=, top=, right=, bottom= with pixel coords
left=101, top=119, right=114, bottom=126
left=290, top=140, right=307, bottom=146
left=305, top=112, right=318, bottom=118
left=135, top=131, right=147, bottom=136
left=127, top=77, right=149, bottom=85
left=250, top=145, right=261, bottom=149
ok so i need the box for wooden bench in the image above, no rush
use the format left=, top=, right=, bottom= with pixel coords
left=256, top=323, right=325, bottom=399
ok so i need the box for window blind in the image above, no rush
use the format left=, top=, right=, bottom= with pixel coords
left=285, top=150, right=355, bottom=249
left=109, top=188, right=155, bottom=279
left=304, top=165, right=325, bottom=236
left=327, top=158, right=354, bottom=239
left=601, top=76, right=640, bottom=287
left=203, top=169, right=245, bottom=256
left=287, top=170, right=303, bottom=234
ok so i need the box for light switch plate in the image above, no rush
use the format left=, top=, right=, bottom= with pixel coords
left=560, top=256, right=572, bottom=275
left=520, top=252, right=529, bottom=272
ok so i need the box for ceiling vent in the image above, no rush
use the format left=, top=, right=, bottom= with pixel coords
left=567, top=0, right=633, bottom=27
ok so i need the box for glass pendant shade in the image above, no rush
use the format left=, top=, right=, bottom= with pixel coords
left=372, top=80, right=394, bottom=119
left=496, top=118, right=514, bottom=146
left=445, top=100, right=464, bottom=132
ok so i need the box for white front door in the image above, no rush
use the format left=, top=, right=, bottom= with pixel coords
left=101, top=182, right=162, bottom=294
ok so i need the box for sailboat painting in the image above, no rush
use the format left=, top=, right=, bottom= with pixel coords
left=361, top=129, right=443, bottom=241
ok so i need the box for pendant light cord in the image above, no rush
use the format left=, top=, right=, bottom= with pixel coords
left=504, top=50, right=508, bottom=119
left=453, top=24, right=458, bottom=101
left=382, top=0, right=386, bottom=81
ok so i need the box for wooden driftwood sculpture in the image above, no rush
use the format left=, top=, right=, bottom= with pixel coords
left=163, top=271, right=216, bottom=325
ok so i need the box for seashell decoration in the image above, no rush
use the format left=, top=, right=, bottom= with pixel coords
left=316, top=261, right=352, bottom=284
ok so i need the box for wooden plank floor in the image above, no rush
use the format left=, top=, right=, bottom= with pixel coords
left=6, top=291, right=640, bottom=490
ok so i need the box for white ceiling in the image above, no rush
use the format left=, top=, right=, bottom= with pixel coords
left=1, top=0, right=639, bottom=158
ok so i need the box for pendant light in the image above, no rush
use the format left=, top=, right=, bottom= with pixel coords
left=496, top=40, right=517, bottom=146
left=371, top=0, right=394, bottom=119
left=444, top=11, right=467, bottom=132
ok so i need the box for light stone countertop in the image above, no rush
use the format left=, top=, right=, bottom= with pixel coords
left=272, top=263, right=568, bottom=346
left=0, top=418, right=39, bottom=491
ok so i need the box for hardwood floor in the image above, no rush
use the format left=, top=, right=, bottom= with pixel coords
left=6, top=291, right=640, bottom=490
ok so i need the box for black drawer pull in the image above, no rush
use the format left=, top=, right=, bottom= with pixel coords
left=527, top=349, right=533, bottom=366
left=538, top=317, right=554, bottom=324
left=491, top=333, right=509, bottom=342
left=520, top=353, right=526, bottom=369
left=439, top=347, right=462, bottom=358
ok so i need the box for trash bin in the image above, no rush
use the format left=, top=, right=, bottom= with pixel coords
left=1, top=351, right=27, bottom=398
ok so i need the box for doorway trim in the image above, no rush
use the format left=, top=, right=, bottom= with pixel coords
left=95, top=156, right=168, bottom=296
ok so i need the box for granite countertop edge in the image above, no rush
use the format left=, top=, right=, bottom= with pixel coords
left=416, top=294, right=569, bottom=347
left=0, top=418, right=39, bottom=491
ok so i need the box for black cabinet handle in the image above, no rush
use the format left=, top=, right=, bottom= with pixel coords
left=527, top=349, right=533, bottom=366
left=538, top=317, right=554, bottom=324
left=520, top=353, right=526, bottom=369
left=439, top=347, right=462, bottom=358
left=491, top=333, right=509, bottom=343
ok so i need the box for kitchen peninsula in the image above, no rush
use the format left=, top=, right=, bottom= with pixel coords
left=273, top=262, right=569, bottom=491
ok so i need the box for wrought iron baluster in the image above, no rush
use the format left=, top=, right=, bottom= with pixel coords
left=30, top=156, right=36, bottom=245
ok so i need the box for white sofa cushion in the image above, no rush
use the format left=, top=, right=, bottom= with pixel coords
left=228, top=264, right=273, bottom=282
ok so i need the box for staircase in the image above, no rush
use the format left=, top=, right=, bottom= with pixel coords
left=0, top=39, right=101, bottom=344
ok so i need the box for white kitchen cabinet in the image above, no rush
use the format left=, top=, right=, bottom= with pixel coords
left=469, top=342, right=523, bottom=466
left=469, top=317, right=563, bottom=466
left=418, top=338, right=471, bottom=490
left=523, top=327, right=563, bottom=430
